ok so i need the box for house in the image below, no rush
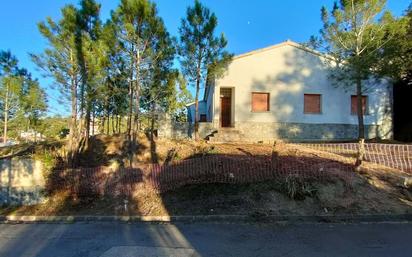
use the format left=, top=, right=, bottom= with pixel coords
left=186, top=40, right=393, bottom=142
left=19, top=130, right=45, bottom=142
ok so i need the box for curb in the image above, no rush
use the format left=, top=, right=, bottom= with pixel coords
left=1, top=214, right=412, bottom=224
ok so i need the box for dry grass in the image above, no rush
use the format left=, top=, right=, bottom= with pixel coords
left=1, top=137, right=412, bottom=217
left=2, top=176, right=411, bottom=217
left=75, top=133, right=211, bottom=167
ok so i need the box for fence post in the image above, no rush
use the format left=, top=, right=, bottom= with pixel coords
left=355, top=138, right=365, bottom=172
left=271, top=140, right=279, bottom=173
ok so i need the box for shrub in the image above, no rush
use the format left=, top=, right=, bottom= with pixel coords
left=281, top=174, right=317, bottom=200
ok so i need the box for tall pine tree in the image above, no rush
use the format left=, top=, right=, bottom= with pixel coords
left=178, top=0, right=232, bottom=140
left=31, top=5, right=82, bottom=165
left=314, top=0, right=397, bottom=167
left=113, top=0, right=176, bottom=142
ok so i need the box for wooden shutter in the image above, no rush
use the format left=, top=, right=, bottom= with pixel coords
left=304, top=94, right=321, bottom=114
left=252, top=93, right=270, bottom=112
left=351, top=95, right=368, bottom=115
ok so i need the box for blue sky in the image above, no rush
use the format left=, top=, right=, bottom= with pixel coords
left=0, top=0, right=410, bottom=116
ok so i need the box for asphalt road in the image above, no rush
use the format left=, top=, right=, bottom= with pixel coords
left=0, top=222, right=411, bottom=257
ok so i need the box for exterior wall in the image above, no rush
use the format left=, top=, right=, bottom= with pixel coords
left=0, top=158, right=45, bottom=206
left=187, top=101, right=207, bottom=124
left=234, top=122, right=385, bottom=143
left=158, top=115, right=216, bottom=139
left=214, top=43, right=393, bottom=140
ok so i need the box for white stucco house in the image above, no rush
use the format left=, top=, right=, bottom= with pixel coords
left=185, top=40, right=393, bottom=142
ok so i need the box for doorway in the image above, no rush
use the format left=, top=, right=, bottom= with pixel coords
left=220, top=88, right=232, bottom=127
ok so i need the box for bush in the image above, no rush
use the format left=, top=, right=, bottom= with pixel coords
left=281, top=174, right=317, bottom=200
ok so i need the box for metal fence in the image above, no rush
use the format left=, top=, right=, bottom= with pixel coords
left=47, top=142, right=411, bottom=198
left=291, top=143, right=412, bottom=174
left=48, top=152, right=355, bottom=197
left=149, top=154, right=354, bottom=192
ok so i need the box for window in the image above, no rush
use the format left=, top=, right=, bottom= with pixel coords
left=252, top=92, right=270, bottom=112
left=351, top=95, right=368, bottom=115
left=199, top=114, right=207, bottom=122
left=304, top=94, right=322, bottom=114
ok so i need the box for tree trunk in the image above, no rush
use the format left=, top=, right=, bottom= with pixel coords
left=356, top=77, right=365, bottom=139
left=114, top=115, right=118, bottom=134
left=355, top=76, right=365, bottom=169
left=118, top=116, right=122, bottom=134
left=127, top=44, right=135, bottom=142
left=149, top=104, right=158, bottom=164
left=67, top=48, right=80, bottom=167
left=106, top=114, right=110, bottom=135
left=133, top=50, right=141, bottom=144
left=91, top=109, right=95, bottom=136
left=101, top=116, right=105, bottom=135
left=68, top=77, right=78, bottom=167
left=112, top=114, right=116, bottom=134
left=133, top=87, right=140, bottom=141
left=127, top=81, right=134, bottom=141
left=116, top=115, right=120, bottom=134
left=3, top=82, right=9, bottom=144
left=194, top=70, right=201, bottom=141
left=84, top=102, right=91, bottom=147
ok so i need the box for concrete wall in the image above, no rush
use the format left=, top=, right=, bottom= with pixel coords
left=212, top=41, right=393, bottom=140
left=158, top=115, right=216, bottom=140
left=0, top=158, right=45, bottom=206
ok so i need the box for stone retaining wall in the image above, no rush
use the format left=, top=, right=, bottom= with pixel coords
left=158, top=112, right=391, bottom=142
left=0, top=158, right=45, bottom=206
left=158, top=121, right=216, bottom=140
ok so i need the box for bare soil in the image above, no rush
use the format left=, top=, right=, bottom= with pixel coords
left=1, top=135, right=411, bottom=217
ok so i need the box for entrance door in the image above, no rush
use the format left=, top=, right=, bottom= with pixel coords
left=221, top=96, right=231, bottom=127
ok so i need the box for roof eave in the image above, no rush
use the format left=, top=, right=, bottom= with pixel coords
left=233, top=39, right=329, bottom=60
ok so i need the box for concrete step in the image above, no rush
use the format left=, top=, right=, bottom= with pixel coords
left=207, top=128, right=245, bottom=143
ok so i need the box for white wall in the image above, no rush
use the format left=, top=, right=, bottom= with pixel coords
left=215, top=43, right=392, bottom=126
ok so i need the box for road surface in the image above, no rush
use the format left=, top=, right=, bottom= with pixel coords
left=0, top=222, right=411, bottom=257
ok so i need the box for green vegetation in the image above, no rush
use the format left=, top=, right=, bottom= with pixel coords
left=379, top=5, right=412, bottom=84
left=282, top=174, right=317, bottom=200
left=27, top=0, right=219, bottom=166
left=310, top=0, right=412, bottom=165
left=39, top=116, right=70, bottom=140
left=313, top=0, right=396, bottom=139
left=0, top=51, right=47, bottom=143
left=178, top=0, right=233, bottom=140
left=311, top=0, right=411, bottom=138
left=1, top=0, right=411, bottom=167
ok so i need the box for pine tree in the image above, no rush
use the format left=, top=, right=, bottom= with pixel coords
left=0, top=51, right=23, bottom=144
left=316, top=0, right=396, bottom=140
left=314, top=0, right=397, bottom=168
left=99, top=20, right=129, bottom=134
left=378, top=5, right=412, bottom=84
left=76, top=0, right=104, bottom=145
left=31, top=5, right=82, bottom=165
left=21, top=76, right=47, bottom=140
left=113, top=0, right=176, bottom=143
left=178, top=0, right=232, bottom=140
left=0, top=52, right=47, bottom=143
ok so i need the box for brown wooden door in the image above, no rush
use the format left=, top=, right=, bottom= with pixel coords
left=221, top=97, right=231, bottom=127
